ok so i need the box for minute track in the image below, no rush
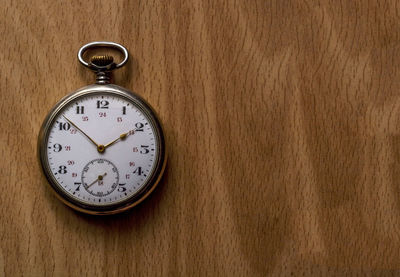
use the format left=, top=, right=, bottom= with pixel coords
left=42, top=91, right=160, bottom=207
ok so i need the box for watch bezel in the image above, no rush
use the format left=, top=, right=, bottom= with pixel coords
left=38, top=84, right=167, bottom=215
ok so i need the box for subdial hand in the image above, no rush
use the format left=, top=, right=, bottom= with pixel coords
left=104, top=130, right=135, bottom=149
left=86, top=173, right=107, bottom=188
left=62, top=115, right=105, bottom=153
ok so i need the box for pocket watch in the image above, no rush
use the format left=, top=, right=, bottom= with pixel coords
left=38, top=42, right=167, bottom=215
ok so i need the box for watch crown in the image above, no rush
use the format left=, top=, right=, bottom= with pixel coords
left=90, top=55, right=114, bottom=67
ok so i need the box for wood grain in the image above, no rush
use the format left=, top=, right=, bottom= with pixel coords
left=2, top=0, right=400, bottom=275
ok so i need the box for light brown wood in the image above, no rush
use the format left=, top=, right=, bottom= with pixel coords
left=2, top=0, right=400, bottom=275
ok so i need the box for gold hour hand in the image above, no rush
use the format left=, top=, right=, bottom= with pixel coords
left=104, top=130, right=134, bottom=149
left=62, top=115, right=105, bottom=153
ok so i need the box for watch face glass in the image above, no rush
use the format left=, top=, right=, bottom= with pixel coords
left=44, top=91, right=159, bottom=206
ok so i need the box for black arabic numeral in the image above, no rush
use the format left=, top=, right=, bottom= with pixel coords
left=58, top=165, right=67, bottom=174
left=97, top=100, right=109, bottom=109
left=133, top=167, right=142, bottom=176
left=118, top=183, right=126, bottom=192
left=53, top=143, right=62, bottom=152
left=76, top=106, right=85, bottom=114
left=74, top=182, right=81, bottom=192
left=58, top=122, right=71, bottom=131
left=135, top=122, right=144, bottom=131
left=140, top=145, right=149, bottom=154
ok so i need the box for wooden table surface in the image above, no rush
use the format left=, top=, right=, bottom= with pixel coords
left=2, top=0, right=400, bottom=276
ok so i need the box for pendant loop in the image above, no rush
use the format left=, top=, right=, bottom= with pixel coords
left=77, top=41, right=129, bottom=70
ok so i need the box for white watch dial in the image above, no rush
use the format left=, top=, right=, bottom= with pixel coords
left=45, top=93, right=158, bottom=206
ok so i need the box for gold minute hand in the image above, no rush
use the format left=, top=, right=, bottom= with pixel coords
left=62, top=115, right=105, bottom=153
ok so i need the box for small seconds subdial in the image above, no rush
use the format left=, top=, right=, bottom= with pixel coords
left=82, top=159, right=119, bottom=197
